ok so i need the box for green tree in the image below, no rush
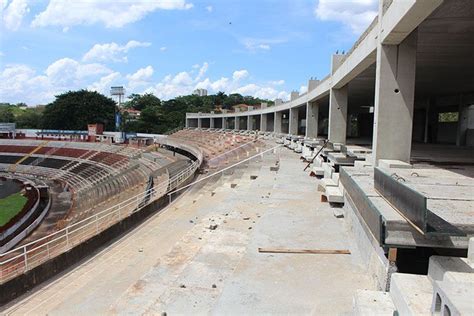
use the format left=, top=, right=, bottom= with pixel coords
left=0, top=106, right=15, bottom=122
left=125, top=93, right=161, bottom=111
left=15, top=108, right=43, bottom=128
left=42, top=90, right=116, bottom=130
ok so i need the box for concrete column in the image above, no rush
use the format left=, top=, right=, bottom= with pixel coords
left=423, top=100, right=430, bottom=144
left=328, top=86, right=348, bottom=143
left=289, top=108, right=299, bottom=135
left=185, top=118, right=189, bottom=128
left=274, top=111, right=282, bottom=133
left=210, top=118, right=215, bottom=128
left=456, top=95, right=468, bottom=146
left=247, top=116, right=253, bottom=130
left=261, top=114, right=268, bottom=132
left=222, top=117, right=226, bottom=129
left=306, top=101, right=319, bottom=138
left=197, top=118, right=202, bottom=128
left=235, top=116, right=240, bottom=130
left=373, top=30, right=417, bottom=164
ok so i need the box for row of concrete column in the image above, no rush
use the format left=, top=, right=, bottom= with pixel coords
left=188, top=29, right=418, bottom=164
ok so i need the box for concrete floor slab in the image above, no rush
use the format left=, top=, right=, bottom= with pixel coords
left=2, top=148, right=375, bottom=315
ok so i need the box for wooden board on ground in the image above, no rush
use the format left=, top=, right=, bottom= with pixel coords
left=258, top=248, right=350, bottom=255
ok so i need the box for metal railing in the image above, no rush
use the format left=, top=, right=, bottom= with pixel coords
left=0, top=158, right=200, bottom=284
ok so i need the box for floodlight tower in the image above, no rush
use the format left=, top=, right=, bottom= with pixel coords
left=110, top=86, right=125, bottom=107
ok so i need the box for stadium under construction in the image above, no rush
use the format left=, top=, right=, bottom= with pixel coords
left=0, top=0, right=473, bottom=315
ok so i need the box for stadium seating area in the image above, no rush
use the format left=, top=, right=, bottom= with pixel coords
left=0, top=140, right=167, bottom=230
left=170, top=128, right=267, bottom=170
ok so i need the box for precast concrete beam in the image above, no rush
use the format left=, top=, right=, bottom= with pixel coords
left=373, top=29, right=417, bottom=164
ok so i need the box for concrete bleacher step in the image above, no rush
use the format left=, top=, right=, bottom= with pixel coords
left=352, top=289, right=396, bottom=316
left=390, top=273, right=433, bottom=316
left=318, top=178, right=338, bottom=192
left=324, top=186, right=344, bottom=203
left=311, top=166, right=324, bottom=176
left=428, top=255, right=474, bottom=282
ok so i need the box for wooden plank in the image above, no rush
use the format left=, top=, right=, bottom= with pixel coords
left=258, top=248, right=350, bottom=255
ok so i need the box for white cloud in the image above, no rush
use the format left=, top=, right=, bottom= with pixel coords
left=0, top=58, right=113, bottom=104
left=206, top=5, right=213, bottom=12
left=88, top=72, right=121, bottom=94
left=82, top=40, right=151, bottom=63
left=0, top=60, right=290, bottom=105
left=269, top=79, right=285, bottom=85
left=3, top=0, right=29, bottom=31
left=144, top=62, right=289, bottom=101
left=299, top=85, right=308, bottom=94
left=126, top=65, right=154, bottom=90
left=240, top=37, right=286, bottom=52
left=160, top=46, right=167, bottom=51
left=232, top=69, right=249, bottom=81
left=315, top=0, right=378, bottom=34
left=31, top=0, right=194, bottom=29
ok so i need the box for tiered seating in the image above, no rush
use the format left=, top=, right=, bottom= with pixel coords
left=170, top=128, right=266, bottom=170
left=0, top=139, right=166, bottom=226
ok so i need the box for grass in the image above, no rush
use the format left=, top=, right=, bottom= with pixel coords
left=0, top=192, right=28, bottom=227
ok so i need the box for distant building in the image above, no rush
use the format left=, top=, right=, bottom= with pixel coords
left=232, top=104, right=262, bottom=112
left=121, top=108, right=141, bottom=121
left=193, top=89, right=208, bottom=97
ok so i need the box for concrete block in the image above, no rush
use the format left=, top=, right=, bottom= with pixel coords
left=354, top=160, right=372, bottom=168
left=378, top=159, right=412, bottom=169
left=432, top=275, right=474, bottom=316
left=352, top=290, right=396, bottom=316
left=325, top=186, right=344, bottom=203
left=331, top=172, right=340, bottom=186
left=322, top=162, right=334, bottom=179
left=390, top=273, right=433, bottom=316
left=428, top=256, right=474, bottom=282
left=312, top=166, right=324, bottom=177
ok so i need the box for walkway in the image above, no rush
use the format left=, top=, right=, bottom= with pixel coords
left=2, top=148, right=374, bottom=315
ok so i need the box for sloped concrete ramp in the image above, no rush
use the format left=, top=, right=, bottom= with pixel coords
left=2, top=149, right=374, bottom=315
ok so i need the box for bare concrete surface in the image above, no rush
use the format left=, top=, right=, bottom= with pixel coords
left=2, top=148, right=374, bottom=315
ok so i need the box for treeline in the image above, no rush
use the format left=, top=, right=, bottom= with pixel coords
left=0, top=90, right=273, bottom=134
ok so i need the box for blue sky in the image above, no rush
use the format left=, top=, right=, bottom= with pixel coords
left=0, top=0, right=378, bottom=105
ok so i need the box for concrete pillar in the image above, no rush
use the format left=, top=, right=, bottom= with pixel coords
left=210, top=118, right=215, bottom=128
left=235, top=116, right=240, bottom=130
left=423, top=100, right=430, bottom=144
left=274, top=111, right=282, bottom=133
left=456, top=95, right=469, bottom=146
left=289, top=108, right=299, bottom=135
left=306, top=101, right=319, bottom=138
left=185, top=118, right=189, bottom=128
left=247, top=116, right=253, bottom=130
left=328, top=86, right=348, bottom=143
left=261, top=114, right=268, bottom=132
left=373, top=30, right=417, bottom=164
left=197, top=118, right=202, bottom=128
left=222, top=117, right=226, bottom=129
